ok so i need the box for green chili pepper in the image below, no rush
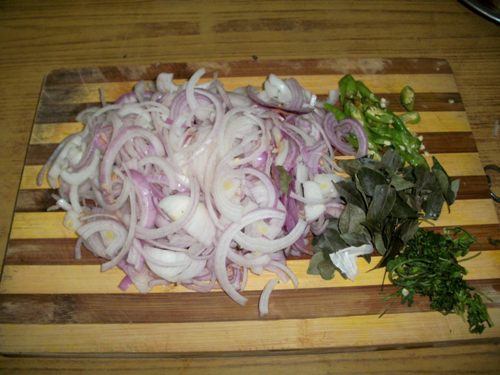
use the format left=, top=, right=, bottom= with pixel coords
left=392, top=114, right=413, bottom=137
left=339, top=74, right=357, bottom=103
left=365, top=107, right=394, bottom=124
left=400, top=85, right=415, bottom=111
left=356, top=80, right=378, bottom=103
left=324, top=103, right=346, bottom=121
left=399, top=111, right=421, bottom=124
left=344, top=101, right=365, bottom=126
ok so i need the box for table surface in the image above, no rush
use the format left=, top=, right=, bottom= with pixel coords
left=0, top=1, right=499, bottom=373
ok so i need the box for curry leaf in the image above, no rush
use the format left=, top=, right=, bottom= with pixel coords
left=449, top=179, right=460, bottom=203
left=318, top=259, right=336, bottom=280
left=356, top=167, right=387, bottom=196
left=399, top=219, right=420, bottom=243
left=338, top=158, right=363, bottom=177
left=341, top=230, right=371, bottom=247
left=391, top=195, right=418, bottom=218
left=366, top=184, right=397, bottom=225
left=422, top=191, right=445, bottom=220
left=390, top=174, right=414, bottom=191
left=339, top=203, right=366, bottom=234
left=382, top=149, right=402, bottom=174
left=373, top=231, right=387, bottom=255
left=314, top=225, right=347, bottom=254
left=307, top=252, right=324, bottom=275
left=335, top=180, right=366, bottom=209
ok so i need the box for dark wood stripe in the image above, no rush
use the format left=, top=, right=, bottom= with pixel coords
left=35, top=102, right=97, bottom=123
left=35, top=93, right=464, bottom=123
left=5, top=239, right=102, bottom=265
left=420, top=132, right=477, bottom=153
left=0, top=279, right=496, bottom=324
left=26, top=144, right=59, bottom=166
left=455, top=175, right=490, bottom=199
left=15, top=189, right=58, bottom=212
left=44, top=59, right=452, bottom=86
left=13, top=176, right=492, bottom=213
left=24, top=125, right=471, bottom=167
left=5, top=223, right=499, bottom=266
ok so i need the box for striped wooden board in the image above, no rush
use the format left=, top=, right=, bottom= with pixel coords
left=1, top=58, right=499, bottom=355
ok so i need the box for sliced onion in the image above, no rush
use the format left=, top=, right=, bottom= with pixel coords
left=40, top=68, right=357, bottom=316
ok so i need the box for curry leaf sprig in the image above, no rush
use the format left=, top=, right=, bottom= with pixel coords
left=387, top=227, right=493, bottom=334
left=308, top=149, right=459, bottom=277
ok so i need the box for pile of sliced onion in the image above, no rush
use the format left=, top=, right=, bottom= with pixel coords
left=40, top=69, right=368, bottom=315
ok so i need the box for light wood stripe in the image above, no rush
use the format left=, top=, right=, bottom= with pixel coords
left=1, top=250, right=498, bottom=294
left=10, top=199, right=498, bottom=240
left=5, top=224, right=499, bottom=266
left=20, top=152, right=487, bottom=191
left=29, top=122, right=83, bottom=145
left=11, top=212, right=76, bottom=239
left=28, top=112, right=472, bottom=145
left=406, top=112, right=471, bottom=132
left=423, top=153, right=485, bottom=176
left=1, top=279, right=497, bottom=324
left=13, top=175, right=492, bottom=213
left=41, top=74, right=459, bottom=104
left=1, top=309, right=499, bottom=353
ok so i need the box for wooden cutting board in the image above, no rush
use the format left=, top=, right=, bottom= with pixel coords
left=1, top=58, right=499, bottom=355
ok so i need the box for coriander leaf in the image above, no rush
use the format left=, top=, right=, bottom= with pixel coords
left=386, top=228, right=493, bottom=334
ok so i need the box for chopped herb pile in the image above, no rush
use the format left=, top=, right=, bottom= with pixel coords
left=387, top=227, right=493, bottom=334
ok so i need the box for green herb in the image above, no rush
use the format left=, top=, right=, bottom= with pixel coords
left=386, top=228, right=493, bottom=334
left=272, top=165, right=292, bottom=194
left=327, top=75, right=426, bottom=167
left=308, top=149, right=459, bottom=277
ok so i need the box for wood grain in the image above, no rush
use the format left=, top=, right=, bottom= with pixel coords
left=1, top=343, right=500, bottom=375
left=0, top=0, right=499, bottom=372
left=1, top=309, right=500, bottom=353
left=1, top=250, right=499, bottom=295
left=26, top=112, right=472, bottom=145
left=4, top=224, right=499, bottom=266
left=3, top=58, right=500, bottom=357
